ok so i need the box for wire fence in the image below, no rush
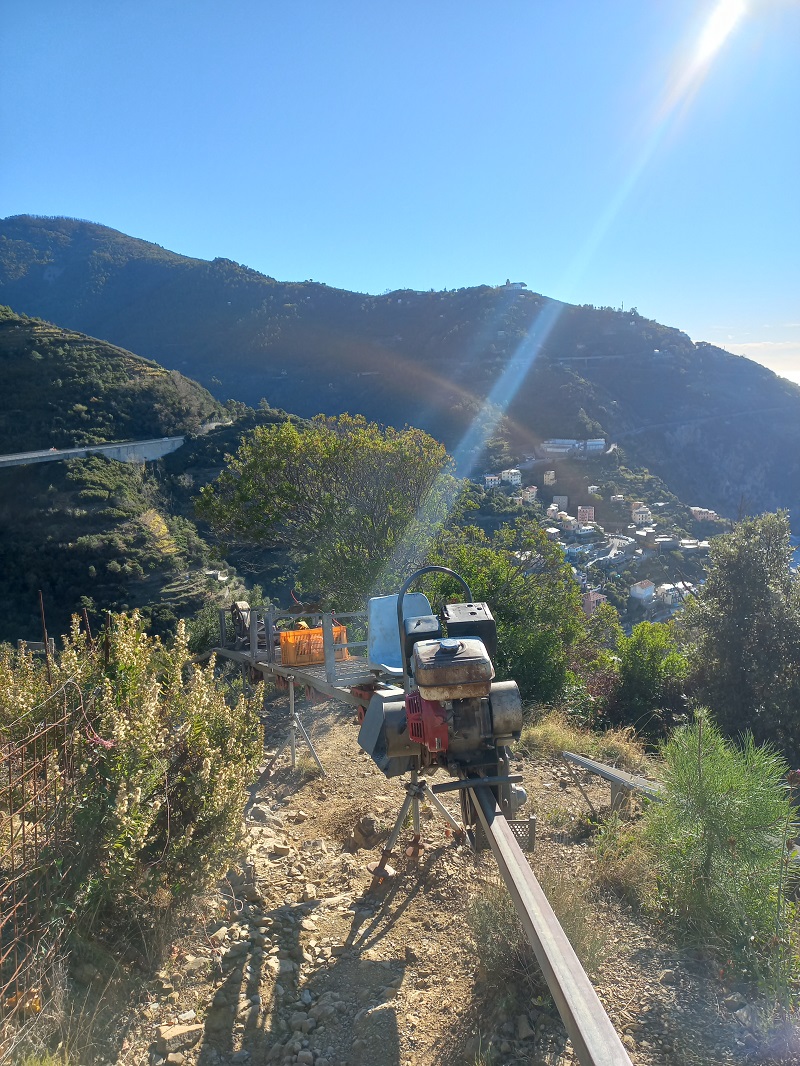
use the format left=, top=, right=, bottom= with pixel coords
left=0, top=683, right=97, bottom=1059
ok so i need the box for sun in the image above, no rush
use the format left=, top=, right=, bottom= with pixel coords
left=694, top=0, right=747, bottom=69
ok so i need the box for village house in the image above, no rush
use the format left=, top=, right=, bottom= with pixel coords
left=629, top=579, right=656, bottom=605
left=631, top=502, right=652, bottom=526
left=543, top=470, right=557, bottom=486
left=689, top=506, right=720, bottom=522
left=582, top=588, right=608, bottom=617
left=654, top=534, right=678, bottom=551
left=634, top=526, right=658, bottom=548
left=557, top=511, right=579, bottom=532
left=553, top=494, right=569, bottom=510
left=501, top=468, right=522, bottom=486
left=577, top=505, right=595, bottom=524
left=484, top=473, right=501, bottom=489
left=546, top=503, right=559, bottom=519
left=522, top=485, right=538, bottom=503
left=587, top=485, right=600, bottom=495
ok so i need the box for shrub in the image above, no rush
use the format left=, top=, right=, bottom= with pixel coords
left=592, top=812, right=657, bottom=906
left=467, top=857, right=602, bottom=1009
left=1, top=614, right=262, bottom=946
left=643, top=713, right=797, bottom=980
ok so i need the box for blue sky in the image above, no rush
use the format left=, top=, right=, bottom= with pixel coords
left=2, top=1, right=798, bottom=380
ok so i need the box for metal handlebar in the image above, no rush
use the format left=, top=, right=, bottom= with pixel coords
left=396, top=566, right=473, bottom=685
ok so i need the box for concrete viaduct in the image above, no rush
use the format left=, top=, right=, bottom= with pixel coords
left=0, top=436, right=185, bottom=469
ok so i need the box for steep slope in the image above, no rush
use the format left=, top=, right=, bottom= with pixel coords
left=2, top=215, right=800, bottom=516
left=0, top=305, right=221, bottom=453
left=0, top=305, right=260, bottom=642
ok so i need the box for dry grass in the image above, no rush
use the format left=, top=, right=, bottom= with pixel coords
left=519, top=710, right=649, bottom=772
left=467, top=847, right=604, bottom=1013
left=591, top=813, right=657, bottom=907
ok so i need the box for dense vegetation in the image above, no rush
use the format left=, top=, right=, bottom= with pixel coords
left=3, top=215, right=800, bottom=517
left=0, top=305, right=220, bottom=453
left=0, top=455, right=215, bottom=643
left=197, top=414, right=457, bottom=607
left=0, top=613, right=261, bottom=941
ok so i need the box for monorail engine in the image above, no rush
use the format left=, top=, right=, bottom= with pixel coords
left=358, top=566, right=527, bottom=832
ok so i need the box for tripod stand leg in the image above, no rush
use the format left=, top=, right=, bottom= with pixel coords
left=367, top=789, right=416, bottom=888
left=289, top=679, right=297, bottom=769
left=406, top=769, right=423, bottom=858
left=293, top=715, right=326, bottom=774
left=422, top=784, right=464, bottom=836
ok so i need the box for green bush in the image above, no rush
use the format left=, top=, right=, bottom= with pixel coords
left=643, top=713, right=797, bottom=981
left=1, top=613, right=262, bottom=944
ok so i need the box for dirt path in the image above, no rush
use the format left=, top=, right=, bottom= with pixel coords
left=114, top=693, right=791, bottom=1066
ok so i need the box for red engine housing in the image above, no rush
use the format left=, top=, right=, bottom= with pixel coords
left=405, top=690, right=449, bottom=753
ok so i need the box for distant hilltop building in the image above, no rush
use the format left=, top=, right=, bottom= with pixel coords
left=484, top=468, right=522, bottom=489
left=540, top=438, right=605, bottom=457
left=629, top=579, right=656, bottom=604
left=689, top=506, right=721, bottom=522
left=582, top=589, right=608, bottom=617
left=587, top=485, right=600, bottom=495
left=631, top=502, right=652, bottom=526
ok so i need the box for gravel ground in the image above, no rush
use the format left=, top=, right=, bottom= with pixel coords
left=70, top=693, right=800, bottom=1066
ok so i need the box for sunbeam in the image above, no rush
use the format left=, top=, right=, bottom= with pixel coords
left=369, top=1, right=750, bottom=596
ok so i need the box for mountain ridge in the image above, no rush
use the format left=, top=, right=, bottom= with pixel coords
left=2, top=214, right=800, bottom=517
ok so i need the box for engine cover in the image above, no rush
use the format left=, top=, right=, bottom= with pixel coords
left=412, top=637, right=494, bottom=700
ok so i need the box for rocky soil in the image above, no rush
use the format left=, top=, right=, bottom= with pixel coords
left=75, top=693, right=799, bottom=1066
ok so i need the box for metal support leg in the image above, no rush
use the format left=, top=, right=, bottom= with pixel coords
left=367, top=786, right=418, bottom=888
left=406, top=767, right=423, bottom=858
left=263, top=676, right=326, bottom=777
left=423, top=785, right=464, bottom=835
left=367, top=772, right=466, bottom=890
left=289, top=677, right=297, bottom=769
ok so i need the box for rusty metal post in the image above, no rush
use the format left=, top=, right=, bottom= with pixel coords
left=38, top=590, right=52, bottom=686
left=322, top=611, right=337, bottom=683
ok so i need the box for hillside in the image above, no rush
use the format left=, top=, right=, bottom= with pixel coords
left=2, top=215, right=800, bottom=517
left=0, top=403, right=302, bottom=645
left=0, top=305, right=298, bottom=643
left=0, top=304, right=221, bottom=453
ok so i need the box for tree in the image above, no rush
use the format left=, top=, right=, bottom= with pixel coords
left=424, top=518, right=586, bottom=703
left=197, top=414, right=456, bottom=607
left=642, top=714, right=795, bottom=979
left=611, top=621, right=689, bottom=734
left=680, top=511, right=800, bottom=758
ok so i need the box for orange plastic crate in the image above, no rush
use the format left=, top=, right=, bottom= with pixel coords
left=279, top=625, right=349, bottom=666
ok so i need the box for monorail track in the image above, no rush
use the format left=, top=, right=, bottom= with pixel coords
left=212, top=604, right=634, bottom=1065
left=471, top=786, right=633, bottom=1066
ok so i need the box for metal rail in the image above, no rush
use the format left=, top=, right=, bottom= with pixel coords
left=562, top=751, right=663, bottom=811
left=470, top=785, right=633, bottom=1066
